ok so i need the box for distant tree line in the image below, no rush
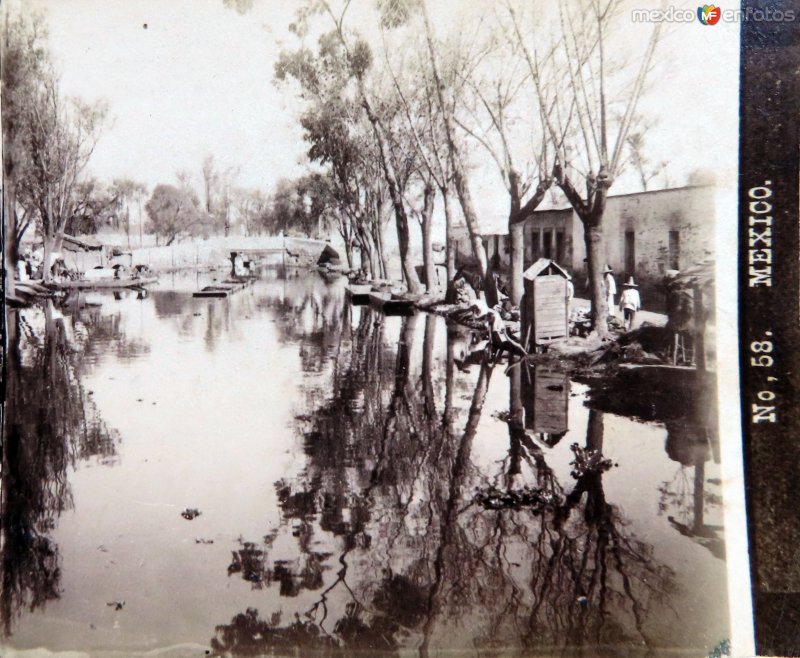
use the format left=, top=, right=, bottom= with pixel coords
left=142, top=161, right=332, bottom=246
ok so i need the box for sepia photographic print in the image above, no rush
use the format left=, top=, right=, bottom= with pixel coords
left=3, top=0, right=794, bottom=656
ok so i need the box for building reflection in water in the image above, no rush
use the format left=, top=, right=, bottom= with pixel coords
left=209, top=298, right=720, bottom=657
left=1, top=302, right=120, bottom=638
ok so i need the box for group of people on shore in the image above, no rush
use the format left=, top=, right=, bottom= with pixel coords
left=465, top=262, right=644, bottom=363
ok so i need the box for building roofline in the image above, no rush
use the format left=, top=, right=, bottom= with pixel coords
left=474, top=184, right=717, bottom=236
left=533, top=183, right=716, bottom=213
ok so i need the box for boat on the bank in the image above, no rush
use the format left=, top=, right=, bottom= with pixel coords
left=48, top=275, right=158, bottom=291
left=368, top=291, right=416, bottom=315
left=345, top=284, right=372, bottom=304
left=193, top=278, right=254, bottom=298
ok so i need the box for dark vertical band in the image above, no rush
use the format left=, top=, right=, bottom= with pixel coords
left=739, top=1, right=800, bottom=654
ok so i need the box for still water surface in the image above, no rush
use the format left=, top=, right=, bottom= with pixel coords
left=3, top=270, right=728, bottom=657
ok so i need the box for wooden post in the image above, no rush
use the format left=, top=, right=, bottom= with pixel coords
left=693, top=284, right=705, bottom=372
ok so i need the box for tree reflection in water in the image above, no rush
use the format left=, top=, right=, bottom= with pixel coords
left=1, top=302, right=120, bottom=638
left=210, top=294, right=691, bottom=657
left=659, top=420, right=725, bottom=560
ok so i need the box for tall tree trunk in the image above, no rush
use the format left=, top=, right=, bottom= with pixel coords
left=422, top=313, right=436, bottom=418
left=693, top=454, right=705, bottom=533
left=360, top=95, right=421, bottom=293
left=356, top=225, right=372, bottom=277
left=443, top=327, right=455, bottom=430
left=421, top=183, right=436, bottom=291
left=586, top=408, right=604, bottom=452
left=443, top=327, right=455, bottom=431
left=42, top=234, right=54, bottom=283
left=326, top=9, right=420, bottom=293
left=342, top=240, right=353, bottom=270
left=366, top=239, right=377, bottom=279
left=2, top=20, right=16, bottom=298
left=420, top=361, right=491, bottom=657
left=442, top=186, right=455, bottom=284
left=448, top=147, right=489, bottom=288
left=507, top=174, right=549, bottom=306
left=373, top=222, right=388, bottom=280
left=506, top=364, right=524, bottom=488
left=509, top=222, right=525, bottom=306
left=368, top=229, right=381, bottom=280
left=4, top=183, right=18, bottom=297
left=583, top=221, right=609, bottom=336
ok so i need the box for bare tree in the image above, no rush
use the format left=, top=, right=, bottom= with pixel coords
left=18, top=70, right=105, bottom=280
left=625, top=126, right=668, bottom=191
left=514, top=0, right=663, bottom=335
left=109, top=178, right=148, bottom=246
left=3, top=10, right=105, bottom=286
left=383, top=27, right=462, bottom=294
left=201, top=154, right=239, bottom=237
left=281, top=0, right=423, bottom=292
left=453, top=18, right=554, bottom=304
left=405, top=174, right=437, bottom=290
left=231, top=187, right=268, bottom=236
left=379, top=0, right=500, bottom=298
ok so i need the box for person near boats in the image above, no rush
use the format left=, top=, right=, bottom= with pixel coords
left=470, top=299, right=527, bottom=358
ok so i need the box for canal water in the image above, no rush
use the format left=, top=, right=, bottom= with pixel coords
left=2, top=270, right=728, bottom=657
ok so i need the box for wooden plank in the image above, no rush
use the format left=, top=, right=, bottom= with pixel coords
left=536, top=312, right=564, bottom=322
left=537, top=313, right=564, bottom=320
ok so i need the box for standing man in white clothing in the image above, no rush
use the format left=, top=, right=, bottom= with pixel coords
left=603, top=265, right=617, bottom=319
left=619, top=277, right=642, bottom=330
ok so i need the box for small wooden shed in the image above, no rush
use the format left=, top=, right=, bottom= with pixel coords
left=522, top=258, right=570, bottom=347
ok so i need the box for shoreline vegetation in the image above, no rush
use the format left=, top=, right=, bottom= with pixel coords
left=13, top=232, right=707, bottom=394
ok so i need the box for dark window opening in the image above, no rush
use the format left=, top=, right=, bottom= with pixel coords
left=669, top=230, right=680, bottom=270
left=555, top=231, right=565, bottom=264
left=624, top=231, right=636, bottom=279
left=543, top=229, right=553, bottom=260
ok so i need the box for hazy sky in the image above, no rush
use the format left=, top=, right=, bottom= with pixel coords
left=24, top=0, right=740, bottom=229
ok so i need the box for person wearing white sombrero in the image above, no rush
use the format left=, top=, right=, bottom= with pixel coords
left=619, top=277, right=641, bottom=330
